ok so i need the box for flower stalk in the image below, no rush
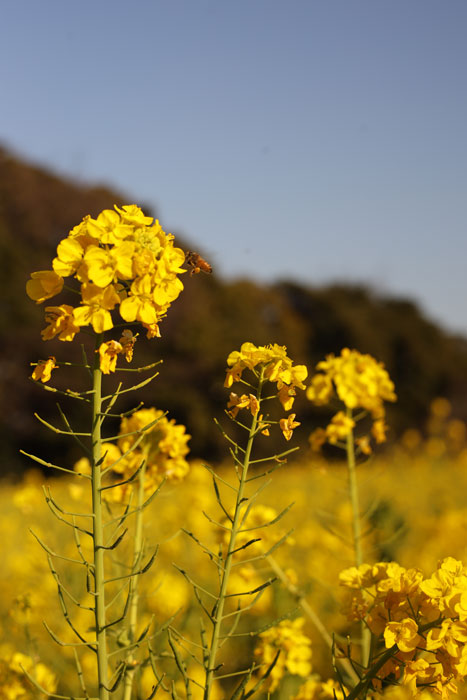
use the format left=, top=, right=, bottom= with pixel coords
left=203, top=373, right=263, bottom=700
left=345, top=407, right=371, bottom=670
left=91, top=335, right=110, bottom=700
left=122, top=458, right=147, bottom=700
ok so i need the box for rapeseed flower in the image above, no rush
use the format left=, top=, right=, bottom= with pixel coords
left=308, top=348, right=396, bottom=413
left=100, top=407, right=191, bottom=501
left=31, top=356, right=57, bottom=383
left=307, top=348, right=396, bottom=451
left=98, top=339, right=123, bottom=374
left=384, top=618, right=422, bottom=653
left=224, top=342, right=307, bottom=439
left=340, top=557, right=467, bottom=693
left=26, top=204, right=187, bottom=346
left=26, top=270, right=63, bottom=303
left=253, top=617, right=312, bottom=691
left=280, top=413, right=301, bottom=441
left=325, top=411, right=355, bottom=444
left=41, top=304, right=80, bottom=342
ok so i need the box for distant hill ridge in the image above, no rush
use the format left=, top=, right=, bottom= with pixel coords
left=1, top=145, right=467, bottom=474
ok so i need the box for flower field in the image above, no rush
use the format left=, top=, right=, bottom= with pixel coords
left=2, top=403, right=467, bottom=698
left=5, top=203, right=467, bottom=699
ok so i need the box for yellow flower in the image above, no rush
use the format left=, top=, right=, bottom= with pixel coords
left=85, top=240, right=135, bottom=287
left=98, top=340, right=123, bottom=374
left=325, top=411, right=355, bottom=444
left=254, top=617, right=312, bottom=692
left=383, top=618, right=422, bottom=653
left=372, top=418, right=388, bottom=444
left=280, top=413, right=301, bottom=441
left=258, top=414, right=271, bottom=436
left=224, top=342, right=307, bottom=430
left=27, top=205, right=187, bottom=340
left=325, top=348, right=396, bottom=412
left=115, top=203, right=154, bottom=227
left=26, top=270, right=64, bottom=303
left=307, top=348, right=396, bottom=448
left=119, top=275, right=159, bottom=325
left=306, top=374, right=333, bottom=405
left=41, top=304, right=80, bottom=342
left=227, top=392, right=259, bottom=418
left=225, top=342, right=307, bottom=391
left=402, top=658, right=437, bottom=694
left=52, top=235, right=87, bottom=278
left=339, top=563, right=374, bottom=589
left=142, top=321, right=161, bottom=339
left=108, top=408, right=191, bottom=500
left=73, top=282, right=120, bottom=332
left=278, top=384, right=297, bottom=411
left=31, top=356, right=57, bottom=383
left=86, top=208, right=133, bottom=245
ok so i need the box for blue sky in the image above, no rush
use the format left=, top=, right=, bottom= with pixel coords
left=2, top=1, right=466, bottom=333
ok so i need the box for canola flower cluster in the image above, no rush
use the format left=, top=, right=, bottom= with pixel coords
left=307, top=348, right=397, bottom=452
left=74, top=407, right=190, bottom=501
left=253, top=617, right=313, bottom=692
left=225, top=342, right=308, bottom=441
left=26, top=203, right=186, bottom=343
left=340, top=557, right=467, bottom=696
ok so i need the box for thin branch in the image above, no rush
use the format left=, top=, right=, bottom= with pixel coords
left=20, top=450, right=91, bottom=478
left=238, top=501, right=294, bottom=533
left=104, top=547, right=158, bottom=583
left=34, top=411, right=91, bottom=437
left=43, top=620, right=97, bottom=649
left=57, top=402, right=90, bottom=454
left=30, top=528, right=87, bottom=566
left=101, top=370, right=160, bottom=401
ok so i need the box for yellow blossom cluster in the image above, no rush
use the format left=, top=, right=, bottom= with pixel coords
left=225, top=342, right=308, bottom=440
left=26, top=204, right=186, bottom=340
left=253, top=617, right=312, bottom=691
left=339, top=557, right=467, bottom=695
left=307, top=348, right=396, bottom=452
left=74, top=407, right=190, bottom=501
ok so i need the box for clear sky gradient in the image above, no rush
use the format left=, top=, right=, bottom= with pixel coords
left=2, top=1, right=466, bottom=334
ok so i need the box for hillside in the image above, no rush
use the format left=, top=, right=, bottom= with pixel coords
left=1, top=145, right=467, bottom=475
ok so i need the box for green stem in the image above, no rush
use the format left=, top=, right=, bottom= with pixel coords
left=91, top=335, right=109, bottom=700
left=122, top=460, right=147, bottom=700
left=345, top=407, right=370, bottom=669
left=346, top=408, right=362, bottom=568
left=203, top=374, right=263, bottom=700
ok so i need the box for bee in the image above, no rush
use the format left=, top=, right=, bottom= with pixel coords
left=185, top=251, right=213, bottom=275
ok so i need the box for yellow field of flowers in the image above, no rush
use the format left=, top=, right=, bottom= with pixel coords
left=10, top=204, right=467, bottom=700
left=2, top=400, right=467, bottom=699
